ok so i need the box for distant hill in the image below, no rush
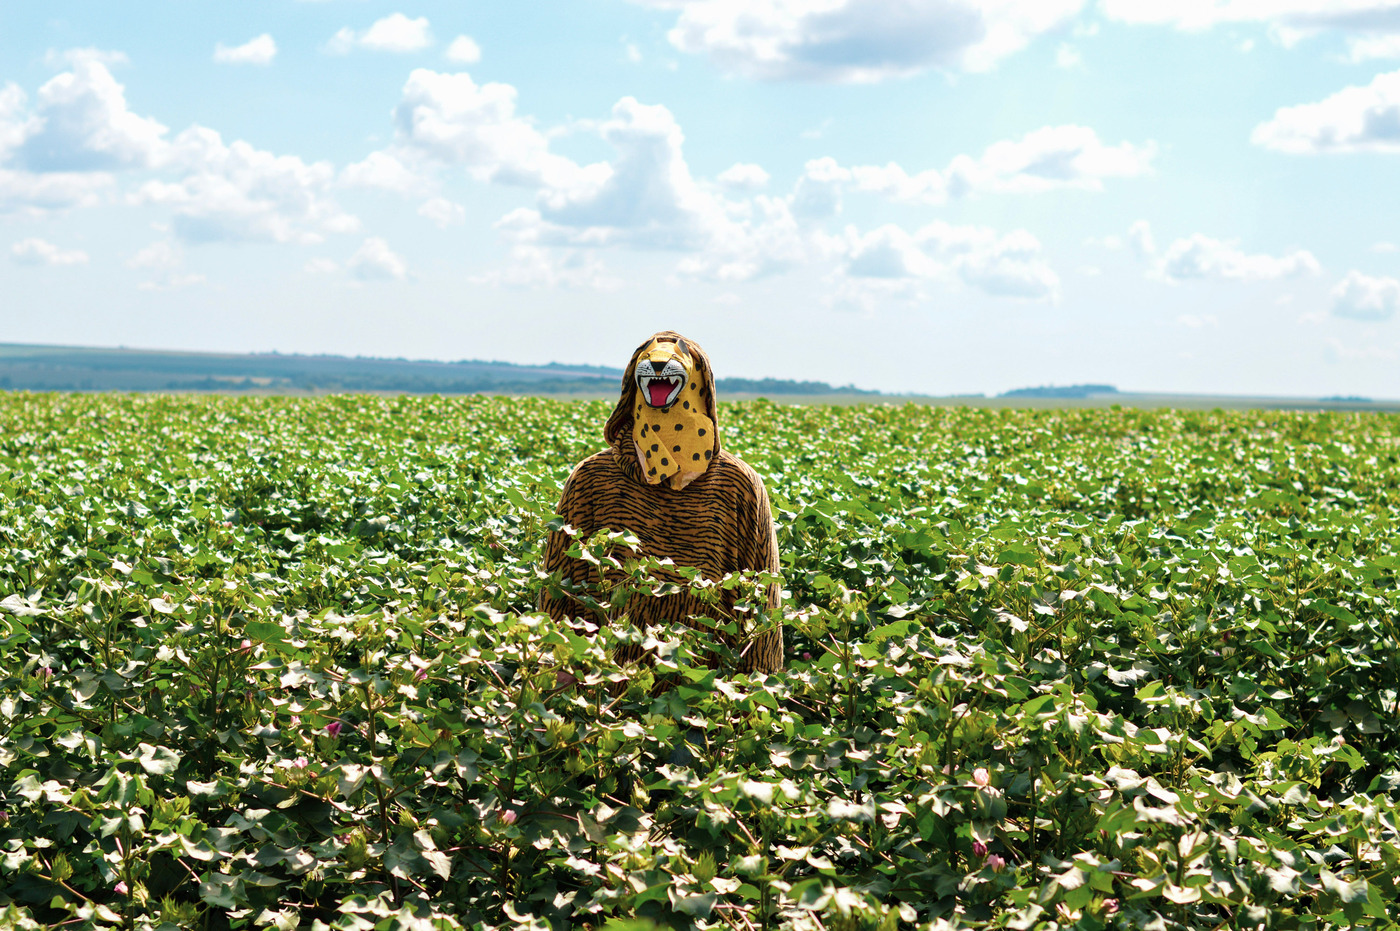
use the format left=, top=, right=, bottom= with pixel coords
left=999, top=384, right=1119, bottom=399
left=0, top=343, right=876, bottom=397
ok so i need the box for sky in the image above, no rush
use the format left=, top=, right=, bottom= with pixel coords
left=2, top=1, right=1400, bottom=398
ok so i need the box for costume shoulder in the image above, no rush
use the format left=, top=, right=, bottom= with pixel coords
left=567, top=448, right=623, bottom=481
left=715, top=450, right=769, bottom=491
left=558, top=449, right=624, bottom=502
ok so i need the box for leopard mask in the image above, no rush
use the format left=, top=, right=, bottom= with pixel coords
left=603, top=332, right=719, bottom=491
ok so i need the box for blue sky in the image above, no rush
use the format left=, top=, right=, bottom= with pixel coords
left=3, top=1, right=1400, bottom=397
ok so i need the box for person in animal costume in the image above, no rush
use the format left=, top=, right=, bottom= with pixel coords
left=539, top=330, right=784, bottom=674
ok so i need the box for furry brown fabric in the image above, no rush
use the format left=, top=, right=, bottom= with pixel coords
left=540, top=331, right=784, bottom=673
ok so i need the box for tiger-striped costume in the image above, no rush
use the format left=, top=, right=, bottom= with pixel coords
left=539, top=331, right=784, bottom=674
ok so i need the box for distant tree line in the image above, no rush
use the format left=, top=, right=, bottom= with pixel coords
left=998, top=384, right=1119, bottom=399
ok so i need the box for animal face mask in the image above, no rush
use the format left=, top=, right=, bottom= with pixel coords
left=631, top=336, right=715, bottom=489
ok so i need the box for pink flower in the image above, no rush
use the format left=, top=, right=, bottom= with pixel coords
left=1103, top=899, right=1119, bottom=914
left=114, top=881, right=129, bottom=895
left=987, top=854, right=1006, bottom=873
left=501, top=810, right=518, bottom=825
left=973, top=768, right=990, bottom=787
left=802, top=652, right=812, bottom=661
left=325, top=721, right=345, bottom=738
left=972, top=841, right=988, bottom=859
left=414, top=667, right=428, bottom=682
left=239, top=639, right=252, bottom=654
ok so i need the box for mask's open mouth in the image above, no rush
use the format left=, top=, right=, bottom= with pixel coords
left=642, top=374, right=684, bottom=408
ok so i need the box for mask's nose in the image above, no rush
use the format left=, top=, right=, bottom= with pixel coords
left=648, top=357, right=672, bottom=373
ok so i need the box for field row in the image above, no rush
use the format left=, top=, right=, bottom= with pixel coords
left=1, top=393, right=1398, bottom=930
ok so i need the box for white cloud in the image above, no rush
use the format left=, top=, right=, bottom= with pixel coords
left=16, top=58, right=169, bottom=172
left=717, top=162, right=770, bottom=191
left=1253, top=69, right=1400, bottom=153
left=0, top=83, right=29, bottom=159
left=0, top=168, right=112, bottom=213
left=348, top=236, right=408, bottom=280
left=340, top=150, right=428, bottom=193
left=835, top=220, right=1060, bottom=300
left=1157, top=233, right=1321, bottom=281
left=329, top=14, right=433, bottom=54
left=844, top=125, right=1155, bottom=206
left=126, top=240, right=181, bottom=270
left=1128, top=219, right=1156, bottom=257
left=942, top=225, right=1060, bottom=299
left=1055, top=43, right=1084, bottom=68
left=1101, top=0, right=1400, bottom=32
left=0, top=65, right=137, bottom=212
left=392, top=69, right=597, bottom=191
left=843, top=224, right=940, bottom=278
left=634, top=0, right=1088, bottom=81
left=791, top=156, right=848, bottom=219
left=135, top=126, right=358, bottom=244
left=624, top=41, right=644, bottom=63
left=1373, top=240, right=1400, bottom=252
left=470, top=244, right=624, bottom=291
left=327, top=28, right=358, bottom=54
left=675, top=194, right=808, bottom=282
left=123, top=238, right=194, bottom=284
left=418, top=196, right=465, bottom=227
left=10, top=237, right=89, bottom=266
left=1345, top=34, right=1400, bottom=61
left=825, top=275, right=923, bottom=314
left=373, top=70, right=1079, bottom=299
left=124, top=239, right=205, bottom=290
left=1332, top=270, right=1400, bottom=319
left=953, top=125, right=1156, bottom=194
left=305, top=257, right=339, bottom=275
left=363, top=14, right=433, bottom=52
left=0, top=60, right=366, bottom=245
left=214, top=35, right=277, bottom=66
left=508, top=97, right=737, bottom=251
left=445, top=35, right=482, bottom=64
left=387, top=77, right=790, bottom=281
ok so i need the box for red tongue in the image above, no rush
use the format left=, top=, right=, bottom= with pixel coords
left=647, top=381, right=672, bottom=407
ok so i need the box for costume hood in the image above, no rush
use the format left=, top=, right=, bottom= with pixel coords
left=604, top=330, right=722, bottom=487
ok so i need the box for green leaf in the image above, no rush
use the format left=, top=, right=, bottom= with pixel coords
left=137, top=743, right=181, bottom=775
left=1321, top=870, right=1369, bottom=904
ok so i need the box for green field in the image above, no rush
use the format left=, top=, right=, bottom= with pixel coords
left=2, top=393, right=1398, bottom=930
